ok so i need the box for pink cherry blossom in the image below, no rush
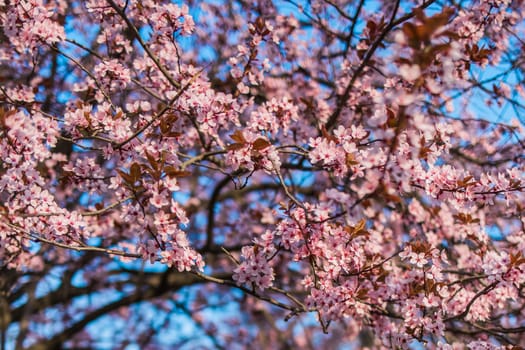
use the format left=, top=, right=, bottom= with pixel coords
left=1, top=0, right=525, bottom=348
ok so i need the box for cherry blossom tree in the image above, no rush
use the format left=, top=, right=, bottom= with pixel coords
left=1, top=0, right=525, bottom=348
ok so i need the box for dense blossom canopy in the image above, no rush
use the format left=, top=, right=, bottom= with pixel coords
left=1, top=0, right=525, bottom=348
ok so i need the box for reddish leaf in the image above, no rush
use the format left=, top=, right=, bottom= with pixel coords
left=145, top=151, right=159, bottom=172
left=130, top=163, right=141, bottom=182
left=164, top=166, right=191, bottom=178
left=230, top=130, right=247, bottom=144
left=252, top=138, right=271, bottom=151
left=116, top=169, right=133, bottom=184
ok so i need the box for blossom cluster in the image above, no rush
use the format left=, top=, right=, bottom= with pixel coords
left=1, top=0, right=525, bottom=348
